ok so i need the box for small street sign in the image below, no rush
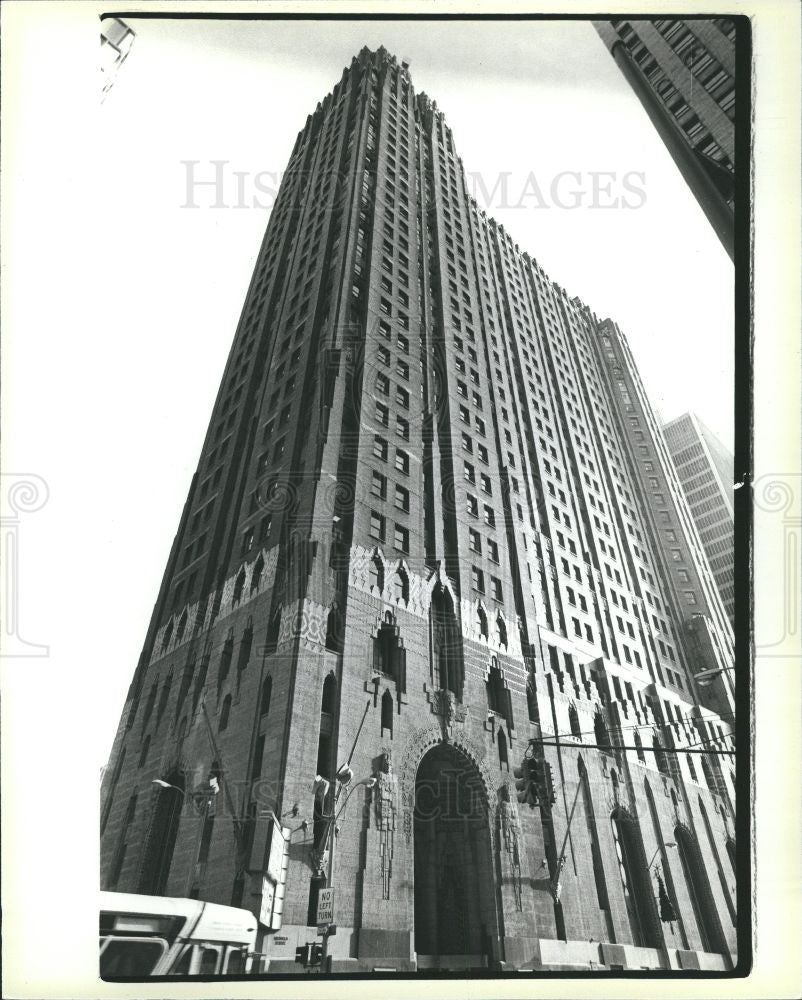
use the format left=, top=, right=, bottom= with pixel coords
left=316, top=887, right=334, bottom=926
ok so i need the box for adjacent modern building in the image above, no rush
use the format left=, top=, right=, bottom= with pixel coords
left=100, top=46, right=738, bottom=974
left=663, top=413, right=734, bottom=625
left=593, top=18, right=737, bottom=259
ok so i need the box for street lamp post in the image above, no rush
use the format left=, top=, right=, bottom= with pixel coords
left=318, top=769, right=376, bottom=974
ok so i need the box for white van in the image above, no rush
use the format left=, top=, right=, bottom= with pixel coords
left=100, top=891, right=260, bottom=977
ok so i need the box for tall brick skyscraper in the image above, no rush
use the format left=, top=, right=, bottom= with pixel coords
left=100, top=46, right=738, bottom=973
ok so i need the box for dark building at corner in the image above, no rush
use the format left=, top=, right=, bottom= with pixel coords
left=101, top=46, right=738, bottom=973
left=594, top=18, right=737, bottom=259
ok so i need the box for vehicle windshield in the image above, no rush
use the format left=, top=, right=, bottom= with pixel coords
left=100, top=937, right=167, bottom=977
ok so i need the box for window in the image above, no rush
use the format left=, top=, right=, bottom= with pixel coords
left=472, top=566, right=485, bottom=593
left=484, top=505, right=496, bottom=527
left=260, top=676, right=273, bottom=716
left=394, top=524, right=409, bottom=552
left=490, top=577, right=503, bottom=602
left=392, top=567, right=409, bottom=603
left=369, top=511, right=385, bottom=541
left=480, top=474, right=492, bottom=495
left=100, top=940, right=167, bottom=978
left=396, top=415, right=409, bottom=440
left=369, top=554, right=384, bottom=592
left=381, top=689, right=394, bottom=737
left=375, top=402, right=389, bottom=427
left=684, top=590, right=698, bottom=605
left=469, top=528, right=481, bottom=553
left=394, top=484, right=410, bottom=512
left=371, top=471, right=387, bottom=499
left=375, top=372, right=390, bottom=396
left=219, top=695, right=232, bottom=731
left=374, top=435, right=388, bottom=460
left=395, top=449, right=409, bottom=474
left=466, top=493, right=479, bottom=517
left=569, top=704, right=582, bottom=739
left=488, top=539, right=499, bottom=563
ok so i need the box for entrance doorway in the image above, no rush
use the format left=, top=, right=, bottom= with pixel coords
left=413, top=743, right=497, bottom=965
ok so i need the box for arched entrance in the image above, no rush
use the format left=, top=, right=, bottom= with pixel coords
left=413, top=742, right=497, bottom=965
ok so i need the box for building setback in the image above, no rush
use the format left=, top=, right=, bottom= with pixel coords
left=593, top=17, right=737, bottom=259
left=663, top=413, right=734, bottom=625
left=100, top=46, right=738, bottom=973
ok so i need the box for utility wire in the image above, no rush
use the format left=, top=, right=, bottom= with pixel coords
left=529, top=738, right=735, bottom=757
left=536, top=708, right=737, bottom=747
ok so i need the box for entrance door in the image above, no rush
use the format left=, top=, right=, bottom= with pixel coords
left=413, top=743, right=497, bottom=966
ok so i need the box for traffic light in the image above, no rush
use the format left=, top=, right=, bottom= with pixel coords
left=515, top=756, right=557, bottom=808
left=534, top=758, right=557, bottom=806
left=513, top=759, right=536, bottom=807
left=295, top=943, right=324, bottom=967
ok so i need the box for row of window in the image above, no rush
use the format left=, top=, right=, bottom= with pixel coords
left=471, top=567, right=503, bottom=602
left=369, top=510, right=409, bottom=553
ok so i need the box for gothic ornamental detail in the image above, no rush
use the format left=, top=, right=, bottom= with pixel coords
left=498, top=785, right=524, bottom=911
left=424, top=684, right=467, bottom=737
left=373, top=746, right=397, bottom=900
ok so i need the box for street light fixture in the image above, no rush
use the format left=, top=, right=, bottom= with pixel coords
left=648, top=841, right=677, bottom=870
left=151, top=778, right=181, bottom=793
left=693, top=665, right=735, bottom=686
left=335, top=763, right=354, bottom=786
